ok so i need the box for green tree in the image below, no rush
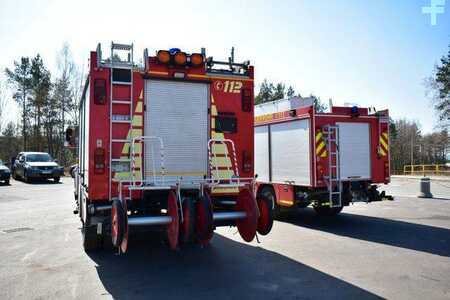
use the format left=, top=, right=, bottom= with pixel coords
left=5, top=57, right=32, bottom=150
left=272, top=83, right=286, bottom=100
left=428, top=45, right=450, bottom=129
left=310, top=95, right=327, bottom=113
left=30, top=54, right=51, bottom=151
left=0, top=122, right=21, bottom=164
left=286, top=86, right=296, bottom=98
left=255, top=79, right=274, bottom=104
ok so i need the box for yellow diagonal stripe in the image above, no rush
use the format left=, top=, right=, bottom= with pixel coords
left=380, top=137, right=388, bottom=150
left=379, top=147, right=387, bottom=156
left=316, top=141, right=326, bottom=154
left=315, top=132, right=323, bottom=143
left=382, top=132, right=388, bottom=140
left=320, top=150, right=328, bottom=158
left=211, top=157, right=232, bottom=168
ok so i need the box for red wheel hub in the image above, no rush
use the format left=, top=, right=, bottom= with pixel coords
left=235, top=189, right=258, bottom=242
left=120, top=198, right=128, bottom=253
left=257, top=195, right=273, bottom=236
left=196, top=192, right=214, bottom=246
left=111, top=200, right=126, bottom=249
left=166, top=191, right=179, bottom=250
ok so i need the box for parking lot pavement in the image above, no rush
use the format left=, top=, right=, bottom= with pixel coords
left=0, top=177, right=449, bottom=299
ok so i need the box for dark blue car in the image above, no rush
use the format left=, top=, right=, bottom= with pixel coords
left=0, top=159, right=11, bottom=185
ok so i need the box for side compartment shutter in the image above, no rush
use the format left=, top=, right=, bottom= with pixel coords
left=270, top=119, right=311, bottom=185
left=254, top=125, right=269, bottom=182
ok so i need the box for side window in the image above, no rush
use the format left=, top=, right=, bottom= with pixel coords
left=215, top=113, right=237, bottom=133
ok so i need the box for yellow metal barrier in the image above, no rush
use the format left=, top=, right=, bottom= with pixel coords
left=403, top=164, right=450, bottom=176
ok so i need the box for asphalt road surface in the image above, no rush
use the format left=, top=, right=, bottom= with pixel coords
left=0, top=177, right=449, bottom=299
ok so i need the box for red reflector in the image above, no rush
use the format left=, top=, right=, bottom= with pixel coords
left=94, top=79, right=107, bottom=105
left=94, top=147, right=105, bottom=174
left=241, top=88, right=252, bottom=112
left=242, top=150, right=252, bottom=173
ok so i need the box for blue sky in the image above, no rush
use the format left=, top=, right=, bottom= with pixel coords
left=0, top=0, right=449, bottom=133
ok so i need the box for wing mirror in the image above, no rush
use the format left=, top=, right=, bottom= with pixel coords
left=65, top=126, right=78, bottom=148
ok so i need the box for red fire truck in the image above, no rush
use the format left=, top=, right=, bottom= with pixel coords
left=69, top=42, right=273, bottom=253
left=254, top=97, right=392, bottom=216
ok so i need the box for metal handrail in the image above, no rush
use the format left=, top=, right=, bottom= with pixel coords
left=208, top=138, right=240, bottom=185
left=403, top=164, right=450, bottom=176
left=130, top=136, right=165, bottom=187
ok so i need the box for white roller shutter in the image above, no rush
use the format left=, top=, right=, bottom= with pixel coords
left=337, top=122, right=371, bottom=180
left=254, top=125, right=269, bottom=182
left=271, top=119, right=311, bottom=185
left=144, top=80, right=208, bottom=185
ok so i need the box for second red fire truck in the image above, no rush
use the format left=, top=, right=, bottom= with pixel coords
left=254, top=97, right=393, bottom=216
left=69, top=42, right=273, bottom=253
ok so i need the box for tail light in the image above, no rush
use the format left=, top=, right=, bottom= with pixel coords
left=384, top=161, right=390, bottom=181
left=94, top=147, right=106, bottom=174
left=94, top=79, right=106, bottom=105
left=242, top=150, right=252, bottom=173
left=241, top=88, right=252, bottom=112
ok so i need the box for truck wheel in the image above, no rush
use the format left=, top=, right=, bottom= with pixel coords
left=196, top=192, right=214, bottom=246
left=166, top=191, right=179, bottom=250
left=24, top=172, right=30, bottom=183
left=297, top=202, right=310, bottom=209
left=111, top=200, right=126, bottom=248
left=54, top=177, right=60, bottom=183
left=260, top=186, right=280, bottom=218
left=179, top=197, right=196, bottom=244
left=313, top=205, right=343, bottom=216
left=5, top=179, right=10, bottom=185
left=257, top=194, right=273, bottom=236
left=82, top=224, right=100, bottom=252
left=236, top=189, right=258, bottom=242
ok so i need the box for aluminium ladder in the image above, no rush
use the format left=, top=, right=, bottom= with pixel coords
left=322, top=125, right=342, bottom=208
left=109, top=42, right=134, bottom=200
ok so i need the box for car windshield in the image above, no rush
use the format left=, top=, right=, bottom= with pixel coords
left=26, top=154, right=53, bottom=162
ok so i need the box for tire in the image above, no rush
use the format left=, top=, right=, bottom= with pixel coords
left=54, top=177, right=60, bottom=183
left=257, top=194, right=273, bottom=236
left=196, top=193, right=214, bottom=246
left=82, top=224, right=100, bottom=252
left=260, top=186, right=280, bottom=218
left=313, top=205, right=343, bottom=216
left=111, top=200, right=126, bottom=248
left=23, top=171, right=30, bottom=183
left=179, top=197, right=196, bottom=244
left=5, top=179, right=10, bottom=185
left=297, top=202, right=310, bottom=209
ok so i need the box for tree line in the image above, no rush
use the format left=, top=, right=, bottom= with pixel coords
left=0, top=43, right=82, bottom=166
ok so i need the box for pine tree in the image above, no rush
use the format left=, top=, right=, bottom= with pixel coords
left=5, top=57, right=32, bottom=150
